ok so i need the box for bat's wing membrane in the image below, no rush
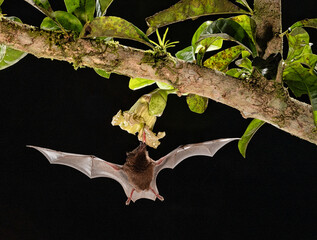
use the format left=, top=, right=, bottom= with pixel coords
left=27, top=146, right=133, bottom=198
left=154, top=138, right=239, bottom=175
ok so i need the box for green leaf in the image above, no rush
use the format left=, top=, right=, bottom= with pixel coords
left=241, top=50, right=250, bottom=58
left=286, top=27, right=311, bottom=62
left=192, top=21, right=212, bottom=47
left=235, top=57, right=252, bottom=71
left=156, top=81, right=174, bottom=90
left=283, top=62, right=317, bottom=126
left=199, top=18, right=257, bottom=56
left=0, top=0, right=3, bottom=6
left=289, top=18, right=317, bottom=31
left=226, top=68, right=249, bottom=79
left=25, top=0, right=53, bottom=17
left=96, top=0, right=113, bottom=17
left=238, top=119, right=265, bottom=158
left=72, top=0, right=95, bottom=23
left=295, top=53, right=317, bottom=69
left=175, top=46, right=195, bottom=62
left=40, top=17, right=60, bottom=31
left=80, top=16, right=152, bottom=47
left=0, top=17, right=27, bottom=70
left=145, top=0, right=247, bottom=35
left=6, top=16, right=23, bottom=23
left=0, top=45, right=27, bottom=70
left=64, top=0, right=81, bottom=14
left=186, top=94, right=208, bottom=114
left=191, top=21, right=223, bottom=53
left=204, top=45, right=245, bottom=71
left=41, top=11, right=83, bottom=33
left=235, top=0, right=253, bottom=13
left=149, top=89, right=168, bottom=116
left=94, top=68, right=111, bottom=78
left=129, top=78, right=155, bottom=90
left=231, top=15, right=256, bottom=45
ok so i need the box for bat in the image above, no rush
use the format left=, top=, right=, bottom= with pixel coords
left=27, top=138, right=238, bottom=205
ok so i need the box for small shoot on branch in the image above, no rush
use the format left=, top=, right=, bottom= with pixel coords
left=149, top=28, right=179, bottom=53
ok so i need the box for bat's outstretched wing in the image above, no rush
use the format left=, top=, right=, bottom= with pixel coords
left=27, top=145, right=133, bottom=199
left=154, top=138, right=239, bottom=176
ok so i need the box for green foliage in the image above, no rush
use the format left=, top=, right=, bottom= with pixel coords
left=175, top=15, right=258, bottom=115
left=186, top=94, right=208, bottom=114
left=25, top=0, right=53, bottom=17
left=149, top=89, right=169, bottom=116
left=286, top=27, right=310, bottom=62
left=95, top=0, right=113, bottom=17
left=0, top=45, right=27, bottom=70
left=283, top=63, right=317, bottom=126
left=226, top=68, right=248, bottom=78
left=64, top=0, right=81, bottom=14
left=129, top=78, right=155, bottom=90
left=149, top=28, right=179, bottom=52
left=177, top=15, right=257, bottom=69
left=235, top=0, right=253, bottom=13
left=20, top=0, right=317, bottom=149
left=0, top=0, right=3, bottom=13
left=34, top=0, right=51, bottom=11
left=40, top=17, right=60, bottom=31
left=289, top=18, right=317, bottom=31
left=156, top=81, right=174, bottom=90
left=199, top=18, right=257, bottom=56
left=238, top=119, right=265, bottom=158
left=80, top=16, right=152, bottom=47
left=94, top=68, right=111, bottom=78
left=283, top=25, right=317, bottom=126
left=192, top=21, right=223, bottom=55
left=71, top=0, right=95, bottom=24
left=145, top=0, right=247, bottom=35
left=231, top=15, right=256, bottom=44
left=175, top=46, right=195, bottom=63
left=0, top=17, right=27, bottom=70
left=204, top=45, right=245, bottom=71
left=129, top=78, right=175, bottom=91
left=41, top=11, right=83, bottom=33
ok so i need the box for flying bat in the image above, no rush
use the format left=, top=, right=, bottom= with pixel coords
left=27, top=138, right=238, bottom=205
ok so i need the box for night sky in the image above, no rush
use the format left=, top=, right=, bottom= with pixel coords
left=1, top=0, right=317, bottom=239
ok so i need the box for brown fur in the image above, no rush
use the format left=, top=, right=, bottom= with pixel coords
left=123, top=143, right=155, bottom=191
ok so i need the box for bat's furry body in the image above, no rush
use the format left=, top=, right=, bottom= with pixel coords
left=28, top=138, right=238, bottom=204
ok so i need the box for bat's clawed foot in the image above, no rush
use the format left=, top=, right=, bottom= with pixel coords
left=125, top=198, right=131, bottom=205
left=126, top=189, right=135, bottom=205
left=150, top=188, right=164, bottom=202
left=157, top=194, right=164, bottom=202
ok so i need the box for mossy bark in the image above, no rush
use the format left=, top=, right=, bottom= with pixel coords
left=0, top=16, right=316, bottom=145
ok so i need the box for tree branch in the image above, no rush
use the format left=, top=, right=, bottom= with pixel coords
left=0, top=17, right=316, bottom=145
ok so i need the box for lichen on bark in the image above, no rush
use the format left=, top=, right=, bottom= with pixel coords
left=0, top=5, right=316, bottom=145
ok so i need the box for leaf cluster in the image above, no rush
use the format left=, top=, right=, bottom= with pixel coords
left=1, top=0, right=316, bottom=153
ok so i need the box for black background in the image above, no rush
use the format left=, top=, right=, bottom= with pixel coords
left=1, top=1, right=317, bottom=239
